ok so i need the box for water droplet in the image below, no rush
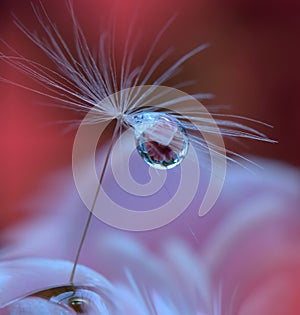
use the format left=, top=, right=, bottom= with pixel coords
left=132, top=112, right=189, bottom=170
left=1, top=285, right=116, bottom=315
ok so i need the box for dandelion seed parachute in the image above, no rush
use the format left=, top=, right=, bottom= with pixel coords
left=0, top=1, right=274, bottom=171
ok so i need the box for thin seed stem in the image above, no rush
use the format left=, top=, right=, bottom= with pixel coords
left=69, top=120, right=120, bottom=284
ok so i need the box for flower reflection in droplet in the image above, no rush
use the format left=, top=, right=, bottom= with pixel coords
left=132, top=112, right=189, bottom=170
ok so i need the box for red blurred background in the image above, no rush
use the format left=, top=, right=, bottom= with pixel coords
left=0, top=0, right=299, bottom=230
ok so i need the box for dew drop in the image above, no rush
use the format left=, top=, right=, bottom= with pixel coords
left=132, top=112, right=189, bottom=170
left=1, top=285, right=116, bottom=315
left=48, top=285, right=113, bottom=314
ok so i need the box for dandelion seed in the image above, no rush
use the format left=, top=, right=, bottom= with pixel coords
left=0, top=0, right=275, bottom=292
